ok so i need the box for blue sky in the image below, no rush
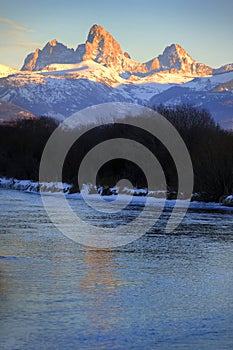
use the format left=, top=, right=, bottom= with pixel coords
left=0, top=0, right=232, bottom=69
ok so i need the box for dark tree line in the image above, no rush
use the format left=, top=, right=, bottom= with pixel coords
left=156, top=105, right=233, bottom=201
left=0, top=118, right=58, bottom=180
left=0, top=106, right=232, bottom=202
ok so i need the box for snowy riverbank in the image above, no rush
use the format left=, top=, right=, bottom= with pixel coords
left=0, top=177, right=72, bottom=194
left=0, top=177, right=233, bottom=208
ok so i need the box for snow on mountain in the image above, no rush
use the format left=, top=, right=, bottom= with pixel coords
left=0, top=70, right=136, bottom=120
left=183, top=71, right=233, bottom=91
left=1, top=57, right=194, bottom=119
left=149, top=71, right=233, bottom=129
left=40, top=61, right=126, bottom=87
left=0, top=63, right=232, bottom=127
left=0, top=64, right=19, bottom=78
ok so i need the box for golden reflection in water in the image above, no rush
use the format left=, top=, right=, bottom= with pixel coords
left=0, top=259, right=9, bottom=300
left=80, top=249, right=121, bottom=333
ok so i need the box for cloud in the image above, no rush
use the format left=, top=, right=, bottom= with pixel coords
left=15, top=41, right=42, bottom=48
left=0, top=41, right=42, bottom=49
left=0, top=17, right=40, bottom=50
left=0, top=18, right=40, bottom=68
left=0, top=17, right=35, bottom=42
left=0, top=17, right=32, bottom=32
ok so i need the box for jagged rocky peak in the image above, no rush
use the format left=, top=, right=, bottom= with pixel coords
left=83, top=24, right=123, bottom=65
left=20, top=24, right=134, bottom=73
left=42, top=39, right=70, bottom=55
left=21, top=39, right=83, bottom=71
left=147, top=43, right=212, bottom=76
left=158, top=43, right=196, bottom=71
left=20, top=24, right=213, bottom=76
left=82, top=24, right=147, bottom=74
left=49, top=39, right=58, bottom=46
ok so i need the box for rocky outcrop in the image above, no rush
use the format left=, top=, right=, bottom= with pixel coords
left=21, top=40, right=84, bottom=71
left=83, top=24, right=123, bottom=64
left=82, top=24, right=147, bottom=74
left=213, top=64, right=233, bottom=75
left=146, top=43, right=212, bottom=75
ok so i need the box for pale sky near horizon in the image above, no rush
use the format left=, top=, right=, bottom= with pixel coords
left=0, top=0, right=232, bottom=69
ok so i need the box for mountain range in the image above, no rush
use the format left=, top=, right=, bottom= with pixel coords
left=0, top=24, right=232, bottom=128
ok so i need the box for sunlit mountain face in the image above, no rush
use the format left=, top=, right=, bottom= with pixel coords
left=0, top=24, right=232, bottom=128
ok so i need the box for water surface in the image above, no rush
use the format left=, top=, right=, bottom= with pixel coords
left=0, top=189, right=233, bottom=349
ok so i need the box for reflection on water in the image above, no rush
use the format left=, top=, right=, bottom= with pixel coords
left=81, top=250, right=119, bottom=291
left=0, top=189, right=233, bottom=349
left=80, top=250, right=120, bottom=334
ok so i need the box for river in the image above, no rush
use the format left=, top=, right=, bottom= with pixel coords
left=0, top=189, right=233, bottom=349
